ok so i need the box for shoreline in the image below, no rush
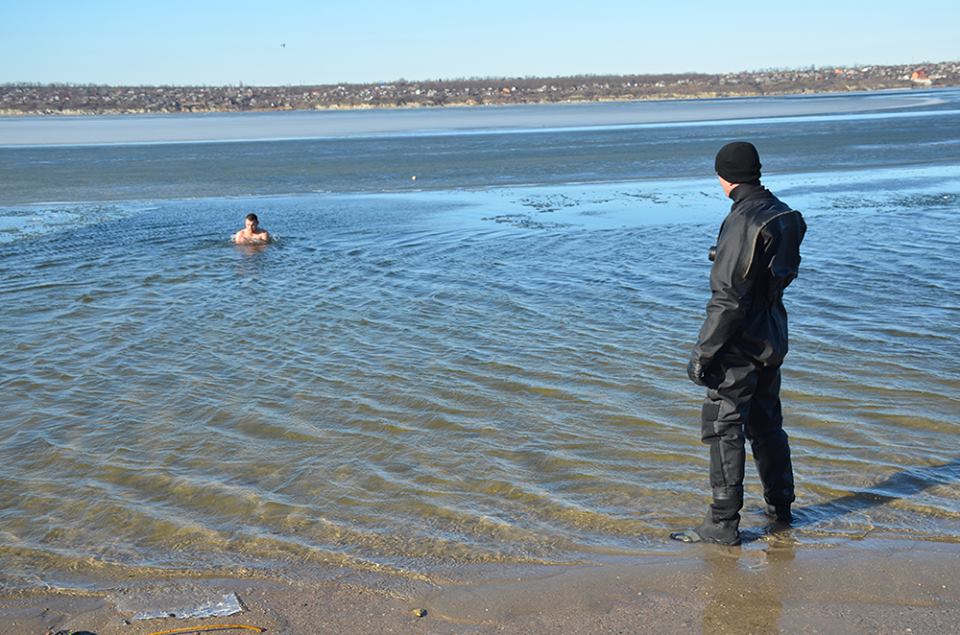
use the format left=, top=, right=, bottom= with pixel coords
left=2, top=537, right=957, bottom=634
left=0, top=84, right=948, bottom=119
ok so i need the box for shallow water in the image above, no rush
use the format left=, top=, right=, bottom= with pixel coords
left=1, top=90, right=959, bottom=590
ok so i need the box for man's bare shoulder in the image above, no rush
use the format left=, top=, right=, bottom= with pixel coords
left=234, top=229, right=270, bottom=244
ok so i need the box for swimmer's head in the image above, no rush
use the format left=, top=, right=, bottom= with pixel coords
left=245, top=213, right=259, bottom=230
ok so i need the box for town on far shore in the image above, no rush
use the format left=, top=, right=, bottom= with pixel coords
left=2, top=61, right=957, bottom=116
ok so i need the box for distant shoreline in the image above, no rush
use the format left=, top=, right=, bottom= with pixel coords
left=0, top=88, right=942, bottom=118
left=3, top=61, right=957, bottom=117
left=2, top=89, right=942, bottom=148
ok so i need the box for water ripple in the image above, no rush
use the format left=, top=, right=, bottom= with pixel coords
left=3, top=156, right=960, bottom=589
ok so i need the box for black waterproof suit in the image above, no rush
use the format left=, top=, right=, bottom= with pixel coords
left=692, top=183, right=806, bottom=534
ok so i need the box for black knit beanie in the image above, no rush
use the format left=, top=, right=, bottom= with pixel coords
left=715, top=141, right=762, bottom=183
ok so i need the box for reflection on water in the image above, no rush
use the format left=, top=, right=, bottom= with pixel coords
left=1, top=95, right=959, bottom=591
left=788, top=459, right=960, bottom=535
left=701, top=545, right=795, bottom=634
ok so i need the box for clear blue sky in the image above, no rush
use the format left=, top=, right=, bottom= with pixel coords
left=2, top=0, right=957, bottom=85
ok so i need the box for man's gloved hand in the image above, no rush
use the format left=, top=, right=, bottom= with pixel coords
left=687, top=357, right=709, bottom=386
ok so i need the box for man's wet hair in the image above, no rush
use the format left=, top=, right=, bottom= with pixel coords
left=245, top=213, right=259, bottom=224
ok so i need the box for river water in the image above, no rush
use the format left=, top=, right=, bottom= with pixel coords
left=1, top=90, right=958, bottom=590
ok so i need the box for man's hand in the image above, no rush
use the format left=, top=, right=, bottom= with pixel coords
left=687, top=357, right=708, bottom=386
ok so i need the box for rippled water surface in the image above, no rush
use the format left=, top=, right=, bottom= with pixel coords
left=1, top=90, right=959, bottom=590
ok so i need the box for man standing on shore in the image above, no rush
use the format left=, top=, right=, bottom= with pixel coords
left=672, top=142, right=806, bottom=546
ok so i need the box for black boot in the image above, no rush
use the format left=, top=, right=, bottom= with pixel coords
left=752, top=428, right=796, bottom=520
left=671, top=491, right=742, bottom=545
left=670, top=511, right=741, bottom=546
left=763, top=502, right=793, bottom=524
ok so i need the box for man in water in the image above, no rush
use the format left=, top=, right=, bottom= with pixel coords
left=672, top=142, right=806, bottom=546
left=233, top=213, right=270, bottom=244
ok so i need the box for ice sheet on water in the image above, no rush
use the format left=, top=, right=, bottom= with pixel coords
left=117, top=590, right=243, bottom=621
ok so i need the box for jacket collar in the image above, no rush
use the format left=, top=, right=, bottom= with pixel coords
left=729, top=182, right=766, bottom=204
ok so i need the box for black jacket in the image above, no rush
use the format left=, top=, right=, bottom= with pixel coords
left=693, top=184, right=806, bottom=369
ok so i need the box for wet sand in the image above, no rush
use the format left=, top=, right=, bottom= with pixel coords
left=3, top=538, right=957, bottom=635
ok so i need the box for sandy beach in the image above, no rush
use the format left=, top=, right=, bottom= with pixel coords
left=3, top=537, right=958, bottom=634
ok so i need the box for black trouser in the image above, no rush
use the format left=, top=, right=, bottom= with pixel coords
left=700, top=353, right=795, bottom=526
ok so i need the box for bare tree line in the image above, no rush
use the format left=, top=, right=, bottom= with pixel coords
left=2, top=62, right=957, bottom=115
